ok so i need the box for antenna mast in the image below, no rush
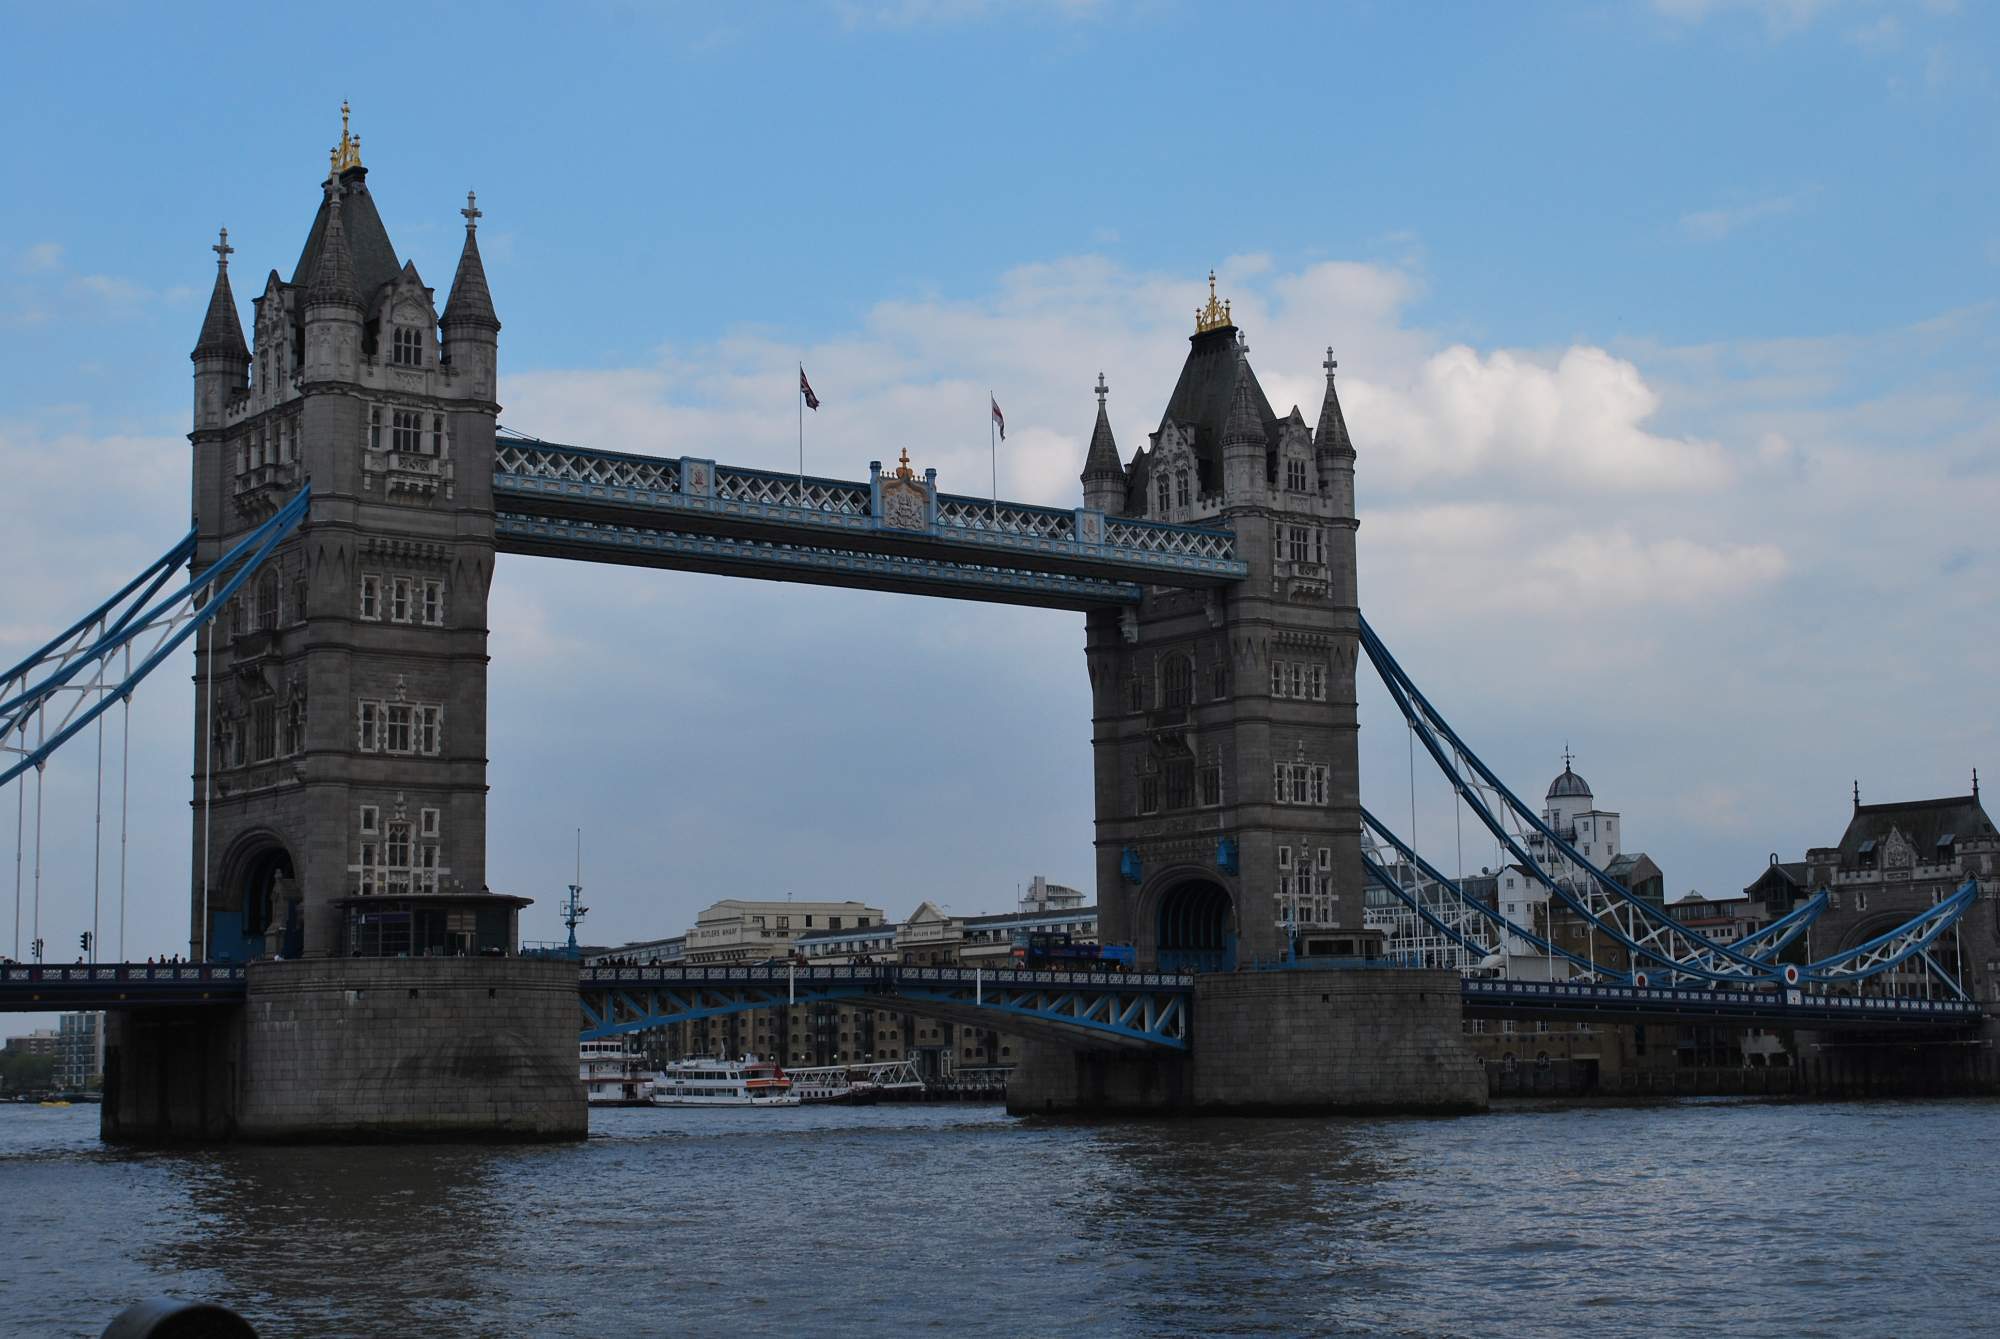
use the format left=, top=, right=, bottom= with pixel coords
left=562, top=827, right=587, bottom=957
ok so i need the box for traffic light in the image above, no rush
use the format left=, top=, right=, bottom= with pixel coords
left=80, top=931, right=92, bottom=955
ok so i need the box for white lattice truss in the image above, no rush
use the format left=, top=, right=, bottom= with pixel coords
left=713, top=467, right=870, bottom=516
left=1104, top=517, right=1236, bottom=560
left=496, top=441, right=679, bottom=494
left=934, top=495, right=1076, bottom=539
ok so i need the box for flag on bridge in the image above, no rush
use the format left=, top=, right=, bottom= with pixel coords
left=990, top=395, right=1005, bottom=441
left=800, top=367, right=820, bottom=411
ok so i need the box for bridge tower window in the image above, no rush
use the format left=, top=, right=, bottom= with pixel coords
left=1175, top=469, right=1191, bottom=508
left=359, top=574, right=381, bottom=621
left=392, top=410, right=421, bottom=454
left=368, top=405, right=382, bottom=451
left=393, top=327, right=422, bottom=366
left=1155, top=473, right=1170, bottom=515
left=1286, top=458, right=1307, bottom=492
left=422, top=579, right=445, bottom=626
left=1162, top=655, right=1193, bottom=708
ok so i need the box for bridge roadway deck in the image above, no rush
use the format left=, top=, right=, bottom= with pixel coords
left=1461, top=977, right=1986, bottom=1031
left=2, top=964, right=1981, bottom=1037
left=491, top=437, right=1249, bottom=609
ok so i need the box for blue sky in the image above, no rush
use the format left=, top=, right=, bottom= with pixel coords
left=2, top=0, right=1997, bottom=969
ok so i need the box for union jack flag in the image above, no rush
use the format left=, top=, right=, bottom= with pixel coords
left=800, top=368, right=820, bottom=411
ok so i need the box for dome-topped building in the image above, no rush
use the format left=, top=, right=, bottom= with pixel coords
left=1547, top=764, right=1593, bottom=802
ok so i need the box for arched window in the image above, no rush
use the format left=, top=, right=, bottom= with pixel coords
left=393, top=327, right=422, bottom=366
left=1162, top=655, right=1193, bottom=708
left=1175, top=469, right=1191, bottom=508
left=1155, top=472, right=1171, bottom=514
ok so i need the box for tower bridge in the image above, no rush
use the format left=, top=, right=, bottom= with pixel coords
left=5, top=108, right=1991, bottom=1139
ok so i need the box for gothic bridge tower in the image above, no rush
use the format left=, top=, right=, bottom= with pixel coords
left=187, top=108, right=508, bottom=958
left=1083, top=277, right=1367, bottom=970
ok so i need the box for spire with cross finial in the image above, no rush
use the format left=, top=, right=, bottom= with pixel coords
left=192, top=224, right=249, bottom=364
left=1314, top=340, right=1353, bottom=461
left=442, top=187, right=500, bottom=333
left=332, top=100, right=363, bottom=175
left=1080, top=369, right=1123, bottom=497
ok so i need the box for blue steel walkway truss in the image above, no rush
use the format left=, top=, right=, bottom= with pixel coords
left=492, top=434, right=1247, bottom=609
left=577, top=963, right=1193, bottom=1050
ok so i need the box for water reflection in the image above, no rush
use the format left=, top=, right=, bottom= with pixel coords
left=4, top=1099, right=1999, bottom=1338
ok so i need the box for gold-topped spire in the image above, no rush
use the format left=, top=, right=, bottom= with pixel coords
left=1194, top=269, right=1233, bottom=334
left=894, top=447, right=916, bottom=481
left=331, top=100, right=364, bottom=175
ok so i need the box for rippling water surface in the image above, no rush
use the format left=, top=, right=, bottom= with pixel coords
left=2, top=1097, right=1996, bottom=1337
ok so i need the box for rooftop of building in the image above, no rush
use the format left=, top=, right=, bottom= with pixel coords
left=1837, top=789, right=1994, bottom=863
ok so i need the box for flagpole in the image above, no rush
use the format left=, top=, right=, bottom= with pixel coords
left=989, top=390, right=998, bottom=532
left=798, top=362, right=805, bottom=500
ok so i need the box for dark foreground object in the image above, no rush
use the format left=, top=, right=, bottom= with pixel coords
left=103, top=1298, right=257, bottom=1339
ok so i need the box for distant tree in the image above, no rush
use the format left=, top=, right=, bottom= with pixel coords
left=0, top=1050, right=55, bottom=1092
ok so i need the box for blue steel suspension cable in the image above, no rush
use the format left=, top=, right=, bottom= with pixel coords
left=0, top=487, right=309, bottom=787
left=1359, top=616, right=1780, bottom=979
left=1361, top=614, right=1975, bottom=992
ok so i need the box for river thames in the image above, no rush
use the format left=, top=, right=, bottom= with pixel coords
left=2, top=1097, right=1994, bottom=1337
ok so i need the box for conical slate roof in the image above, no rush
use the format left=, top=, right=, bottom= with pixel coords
left=1155, top=326, right=1278, bottom=490
left=305, top=190, right=361, bottom=308
left=1081, top=377, right=1121, bottom=480
left=191, top=254, right=248, bottom=363
left=1314, top=354, right=1353, bottom=457
left=1221, top=354, right=1266, bottom=451
left=292, top=171, right=401, bottom=304
left=442, top=224, right=499, bottom=331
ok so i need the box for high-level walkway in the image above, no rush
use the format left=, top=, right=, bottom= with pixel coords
left=492, top=435, right=1248, bottom=608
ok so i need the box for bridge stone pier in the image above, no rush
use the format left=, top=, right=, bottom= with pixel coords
left=1008, top=969, right=1484, bottom=1117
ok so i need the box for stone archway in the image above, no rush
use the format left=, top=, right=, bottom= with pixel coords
left=210, top=832, right=299, bottom=962
left=1154, top=877, right=1236, bottom=973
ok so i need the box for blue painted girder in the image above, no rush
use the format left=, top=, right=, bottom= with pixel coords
left=492, top=436, right=1246, bottom=609
left=577, top=963, right=1193, bottom=1049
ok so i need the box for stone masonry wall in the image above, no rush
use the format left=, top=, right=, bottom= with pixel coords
left=1190, top=969, right=1485, bottom=1113
left=235, top=957, right=582, bottom=1141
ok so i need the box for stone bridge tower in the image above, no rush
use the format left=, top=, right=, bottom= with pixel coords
left=187, top=109, right=508, bottom=959
left=1083, top=279, right=1368, bottom=970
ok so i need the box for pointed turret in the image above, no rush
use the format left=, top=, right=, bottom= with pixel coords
left=192, top=228, right=249, bottom=363
left=1080, top=372, right=1125, bottom=513
left=442, top=192, right=500, bottom=332
left=191, top=229, right=250, bottom=433
left=1219, top=346, right=1267, bottom=499
left=1313, top=347, right=1352, bottom=460
left=305, top=184, right=361, bottom=310
left=441, top=191, right=500, bottom=401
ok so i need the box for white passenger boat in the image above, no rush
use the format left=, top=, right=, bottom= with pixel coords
left=580, top=1038, right=654, bottom=1107
left=651, top=1056, right=800, bottom=1107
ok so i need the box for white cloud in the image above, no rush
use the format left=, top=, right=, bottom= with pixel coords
left=18, top=242, right=62, bottom=274
left=4, top=246, right=1996, bottom=960
left=1681, top=193, right=1805, bottom=241
left=1651, top=0, right=1835, bottom=35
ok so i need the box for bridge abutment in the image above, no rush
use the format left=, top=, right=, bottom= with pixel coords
left=1007, top=968, right=1486, bottom=1116
left=104, top=958, right=584, bottom=1144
